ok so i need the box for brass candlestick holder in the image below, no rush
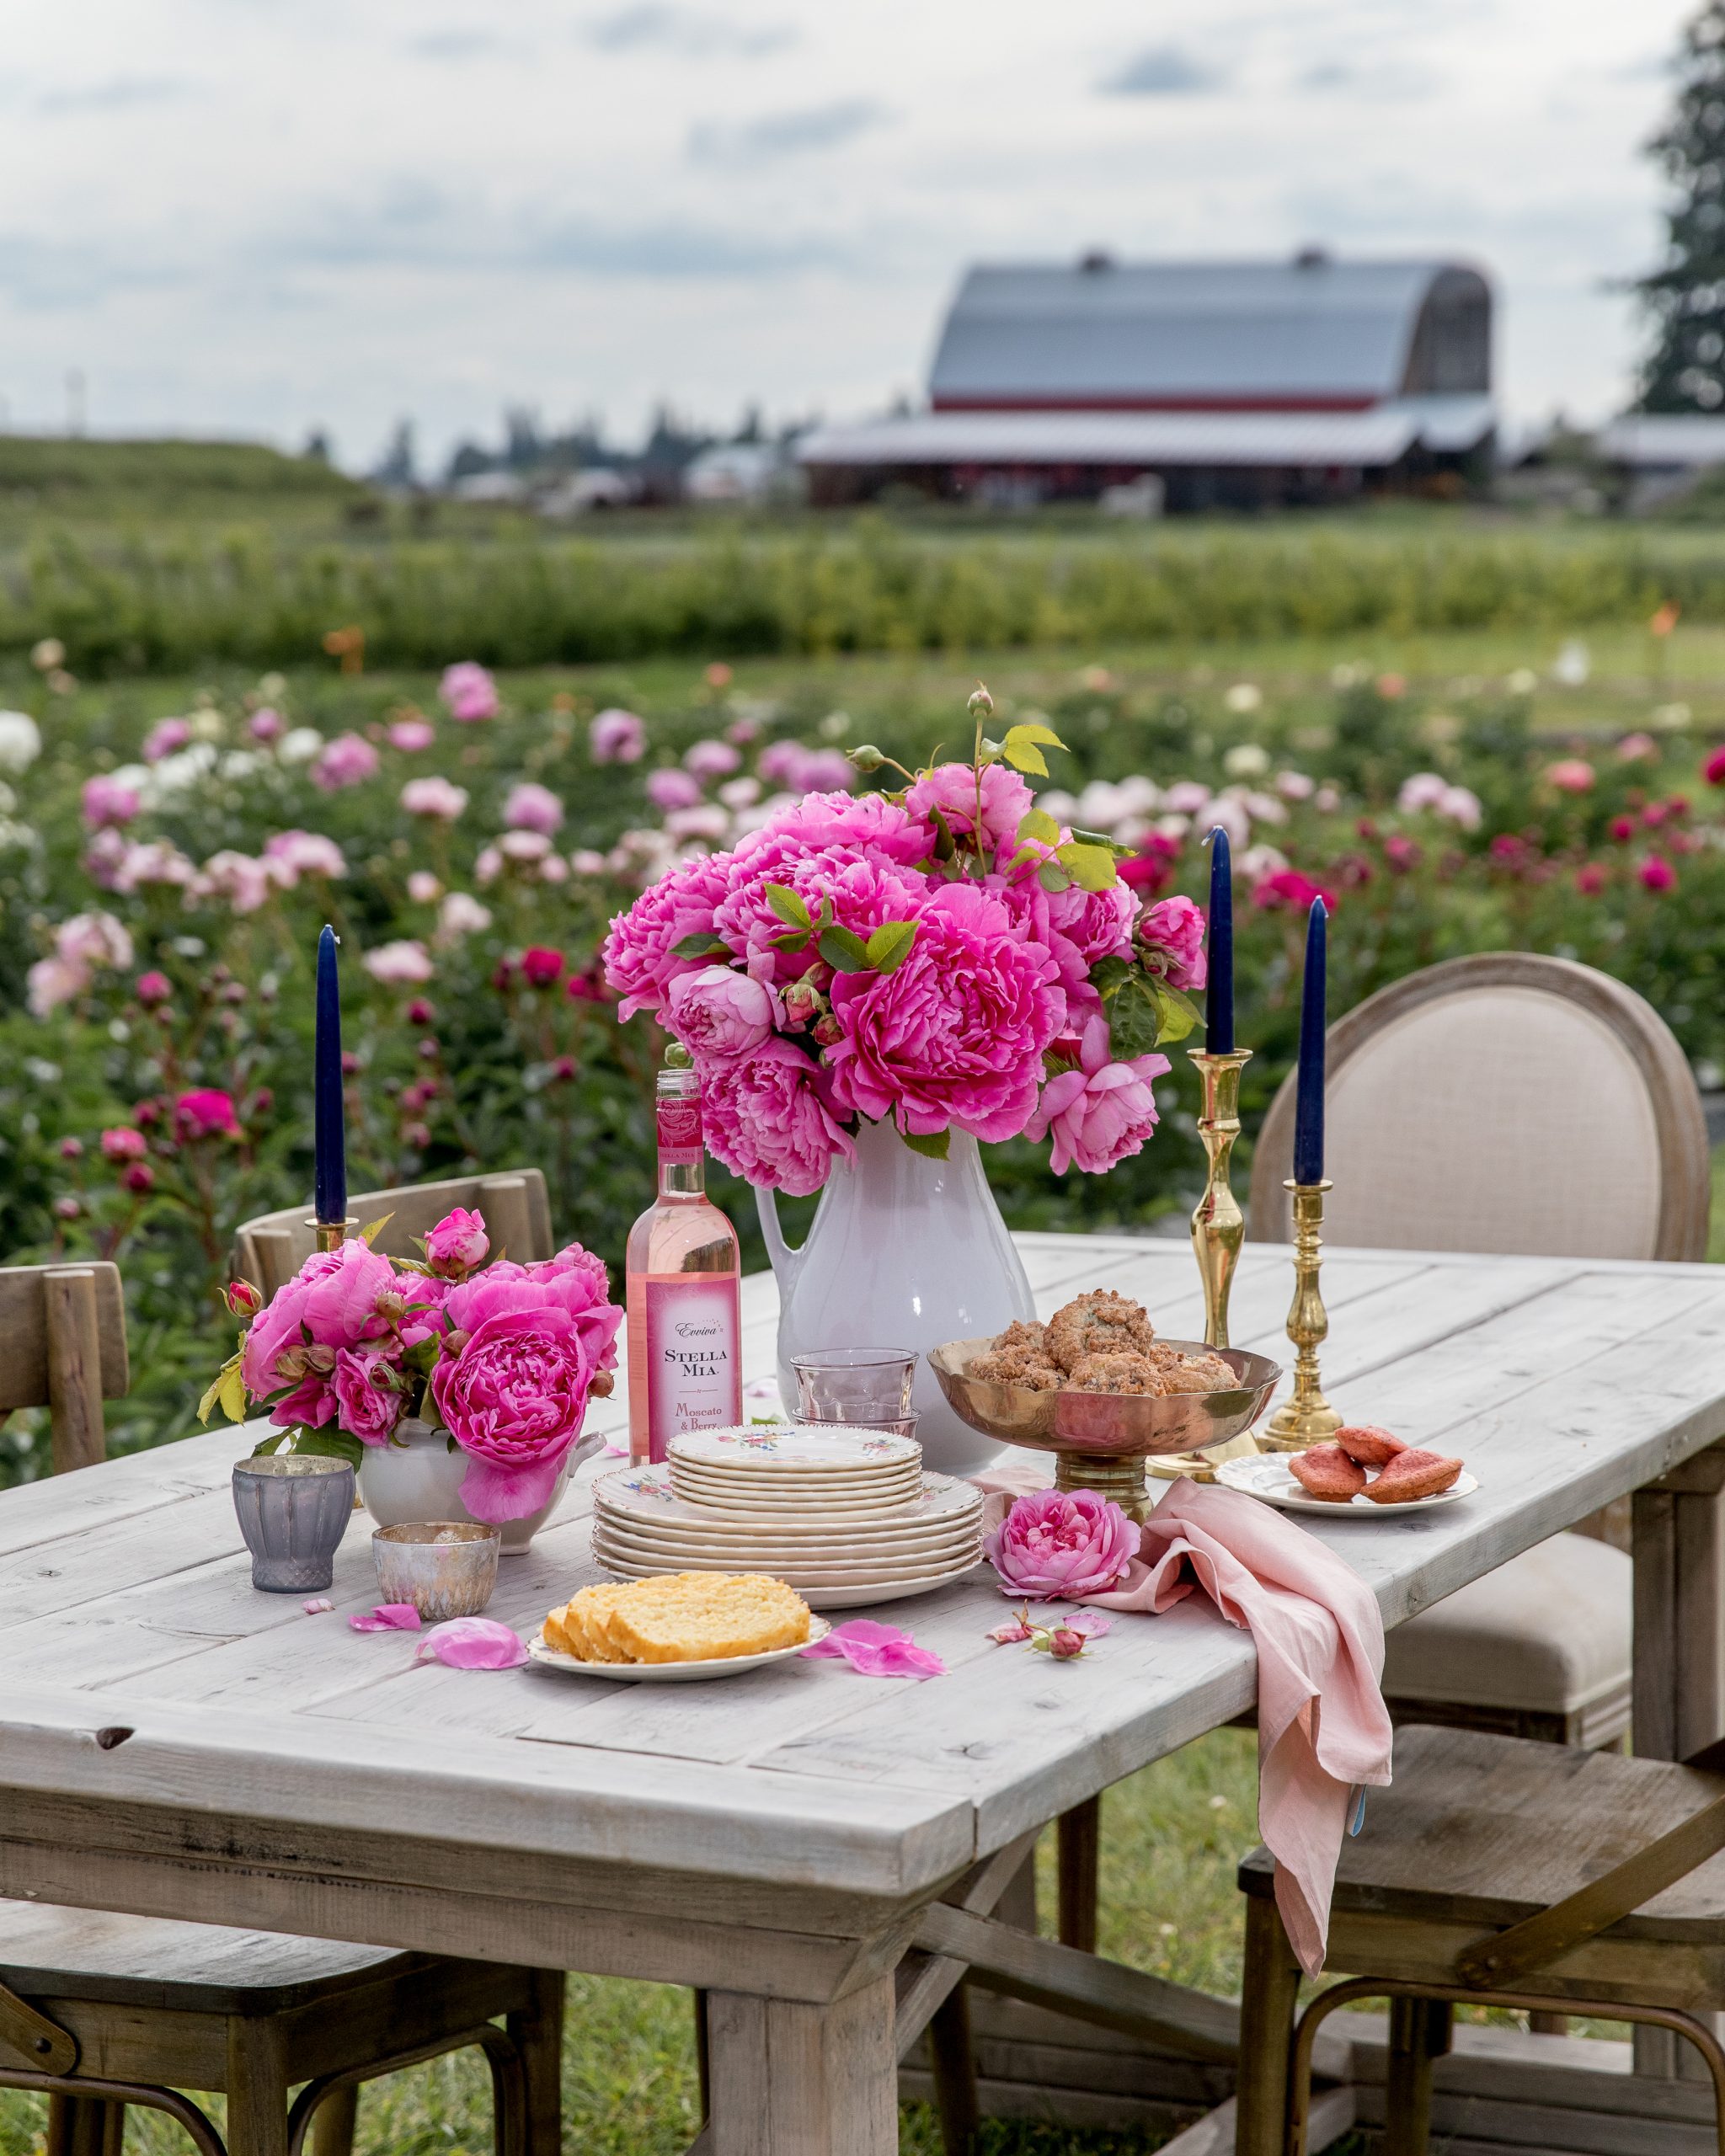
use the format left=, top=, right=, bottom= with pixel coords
left=1260, top=1179, right=1343, bottom=1451
left=1151, top=1047, right=1256, bottom=1483
left=307, top=1217, right=356, bottom=1254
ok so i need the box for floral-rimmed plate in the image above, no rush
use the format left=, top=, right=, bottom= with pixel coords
left=668, top=1427, right=921, bottom=1471
left=527, top=1615, right=832, bottom=1684
left=1214, top=1454, right=1479, bottom=1516
left=589, top=1550, right=985, bottom=1608
left=598, top=1464, right=979, bottom=1531
left=590, top=1534, right=983, bottom=1588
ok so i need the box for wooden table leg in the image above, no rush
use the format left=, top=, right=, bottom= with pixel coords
left=1634, top=1443, right=1725, bottom=2080
left=928, top=1984, right=980, bottom=2153
left=1236, top=1893, right=1302, bottom=2156
left=706, top=1972, right=898, bottom=2156
left=226, top=2015, right=291, bottom=2156
left=1057, top=1795, right=1101, bottom=1954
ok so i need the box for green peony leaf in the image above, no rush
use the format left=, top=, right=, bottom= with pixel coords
left=765, top=883, right=811, bottom=929
left=863, top=920, right=919, bottom=974
left=1038, top=860, right=1073, bottom=893
left=1106, top=974, right=1166, bottom=1061
left=1001, top=722, right=1069, bottom=776
left=928, top=803, right=958, bottom=862
left=289, top=1427, right=366, bottom=1470
left=899, top=1124, right=951, bottom=1161
left=1056, top=841, right=1119, bottom=892
left=670, top=932, right=734, bottom=958
left=817, top=925, right=871, bottom=973
left=1016, top=806, right=1062, bottom=847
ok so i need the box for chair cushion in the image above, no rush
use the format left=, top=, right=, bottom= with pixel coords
left=0, top=1903, right=417, bottom=2014
left=1241, top=1726, right=1725, bottom=1945
left=1381, top=1532, right=1630, bottom=1716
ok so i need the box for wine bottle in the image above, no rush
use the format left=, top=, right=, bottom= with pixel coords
left=625, top=1045, right=743, bottom=1463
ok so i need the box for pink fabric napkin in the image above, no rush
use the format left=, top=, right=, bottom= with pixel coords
left=973, top=1468, right=1391, bottom=1973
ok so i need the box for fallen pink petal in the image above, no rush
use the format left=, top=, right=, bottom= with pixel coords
left=415, top=1618, right=529, bottom=1669
left=1062, top=1609, right=1114, bottom=1638
left=349, top=1603, right=423, bottom=1631
left=988, top=1607, right=1036, bottom=1644
left=803, top=1618, right=946, bottom=1679
left=302, top=1597, right=333, bottom=1614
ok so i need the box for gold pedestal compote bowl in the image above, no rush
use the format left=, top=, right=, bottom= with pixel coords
left=929, top=1339, right=1283, bottom=1524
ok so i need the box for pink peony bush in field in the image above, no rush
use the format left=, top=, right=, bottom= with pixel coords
left=211, top=1205, right=622, bottom=1521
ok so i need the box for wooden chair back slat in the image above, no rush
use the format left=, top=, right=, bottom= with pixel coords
left=0, top=1262, right=129, bottom=1474
left=1247, top=953, right=1709, bottom=1262
left=232, top=1169, right=556, bottom=1301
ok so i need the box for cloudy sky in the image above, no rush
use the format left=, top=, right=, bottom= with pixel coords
left=0, top=0, right=1696, bottom=471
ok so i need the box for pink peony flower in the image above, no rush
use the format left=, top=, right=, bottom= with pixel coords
left=1025, top=1012, right=1172, bottom=1176
left=1706, top=746, right=1725, bottom=788
left=1397, top=772, right=1448, bottom=813
left=1252, top=869, right=1336, bottom=915
left=431, top=1268, right=617, bottom=1521
left=333, top=1348, right=405, bottom=1445
left=984, top=1488, right=1140, bottom=1599
left=176, top=1088, right=239, bottom=1139
left=685, top=737, right=742, bottom=780
left=100, top=1125, right=147, bottom=1161
left=142, top=716, right=192, bottom=763
left=401, top=776, right=469, bottom=820
left=312, top=733, right=381, bottom=792
left=505, top=781, right=565, bottom=835
left=28, top=957, right=85, bottom=1016
left=761, top=787, right=934, bottom=868
left=407, top=870, right=443, bottom=904
left=700, top=1038, right=855, bottom=1196
left=825, top=880, right=1062, bottom=1143
left=590, top=707, right=647, bottom=763
left=264, top=830, right=347, bottom=879
left=58, top=911, right=133, bottom=970
left=1576, top=863, right=1607, bottom=896
left=248, top=707, right=286, bottom=743
left=1119, top=833, right=1180, bottom=896
left=389, top=716, right=435, bottom=751
left=666, top=963, right=783, bottom=1060
left=1044, top=878, right=1136, bottom=972
left=1546, top=759, right=1595, bottom=794
left=200, top=851, right=274, bottom=914
left=520, top=945, right=565, bottom=987
left=1640, top=854, right=1677, bottom=894
left=1135, top=894, right=1208, bottom=990
left=82, top=775, right=141, bottom=830
left=601, top=851, right=734, bottom=1019
left=440, top=662, right=499, bottom=723
left=647, top=767, right=702, bottom=812
left=905, top=760, right=1034, bottom=857
left=364, top=939, right=435, bottom=985
left=242, top=1241, right=402, bottom=1419
left=424, top=1206, right=489, bottom=1277
left=439, top=891, right=492, bottom=939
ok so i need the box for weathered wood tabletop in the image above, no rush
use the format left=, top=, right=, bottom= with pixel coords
left=5, top=1233, right=1725, bottom=2155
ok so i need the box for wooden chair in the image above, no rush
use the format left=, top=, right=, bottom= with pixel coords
left=0, top=1260, right=564, bottom=2156
left=1247, top=952, right=1708, bottom=1748
left=1236, top=1724, right=1725, bottom=2155
left=234, top=1169, right=555, bottom=1298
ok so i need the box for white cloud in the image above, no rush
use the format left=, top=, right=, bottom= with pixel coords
left=0, top=0, right=1699, bottom=462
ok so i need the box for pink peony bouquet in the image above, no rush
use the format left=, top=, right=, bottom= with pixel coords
left=603, top=696, right=1206, bottom=1195
left=203, top=1205, right=622, bottom=1523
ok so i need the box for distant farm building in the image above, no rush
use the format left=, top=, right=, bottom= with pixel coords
left=798, top=251, right=1496, bottom=510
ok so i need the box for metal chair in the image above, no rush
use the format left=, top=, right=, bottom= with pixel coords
left=234, top=1168, right=555, bottom=1298
left=0, top=1259, right=564, bottom=2156
left=1237, top=1724, right=1725, bottom=2156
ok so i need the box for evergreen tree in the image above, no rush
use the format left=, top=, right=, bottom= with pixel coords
left=1638, top=3, right=1725, bottom=411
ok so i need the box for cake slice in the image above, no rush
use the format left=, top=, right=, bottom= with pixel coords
left=606, top=1574, right=811, bottom=1664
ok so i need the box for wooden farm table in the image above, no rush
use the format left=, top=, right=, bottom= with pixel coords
left=5, top=1233, right=1725, bottom=2156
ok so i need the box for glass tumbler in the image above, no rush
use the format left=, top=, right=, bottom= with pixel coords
left=790, top=1347, right=917, bottom=1428
left=232, top=1454, right=355, bottom=1593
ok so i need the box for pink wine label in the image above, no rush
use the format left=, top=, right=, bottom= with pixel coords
left=655, top=1095, right=702, bottom=1167
left=644, top=1275, right=741, bottom=1461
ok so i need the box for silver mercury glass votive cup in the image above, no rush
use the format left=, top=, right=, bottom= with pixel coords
left=372, top=1521, right=501, bottom=1619
left=232, top=1454, right=355, bottom=1593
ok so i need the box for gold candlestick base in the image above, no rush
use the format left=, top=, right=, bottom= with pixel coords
left=307, top=1216, right=357, bottom=1254
left=1260, top=1178, right=1343, bottom=1451
left=1152, top=1047, right=1257, bottom=1484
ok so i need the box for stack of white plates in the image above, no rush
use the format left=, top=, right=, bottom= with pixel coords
left=591, top=1435, right=985, bottom=1609
left=668, top=1423, right=924, bottom=1513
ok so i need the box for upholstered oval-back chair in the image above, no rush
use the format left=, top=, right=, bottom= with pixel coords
left=233, top=1169, right=554, bottom=1300
left=1248, top=951, right=1708, bottom=1261
left=1248, top=952, right=1709, bottom=1752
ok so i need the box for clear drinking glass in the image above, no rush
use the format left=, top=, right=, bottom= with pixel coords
left=790, top=1347, right=917, bottom=1427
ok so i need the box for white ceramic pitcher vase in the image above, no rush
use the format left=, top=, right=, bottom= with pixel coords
left=756, top=1117, right=1035, bottom=1476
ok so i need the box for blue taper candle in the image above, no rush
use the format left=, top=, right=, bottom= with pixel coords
left=1292, top=898, right=1327, bottom=1184
left=313, top=925, right=347, bottom=1228
left=1205, top=826, right=1234, bottom=1053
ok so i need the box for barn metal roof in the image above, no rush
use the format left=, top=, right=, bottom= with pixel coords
left=796, top=399, right=1494, bottom=472
left=927, top=258, right=1488, bottom=408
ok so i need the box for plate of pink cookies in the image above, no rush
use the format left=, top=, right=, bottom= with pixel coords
left=1215, top=1426, right=1477, bottom=1516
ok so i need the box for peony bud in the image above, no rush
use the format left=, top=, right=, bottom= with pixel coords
left=968, top=684, right=994, bottom=720
left=590, top=1369, right=615, bottom=1399
left=302, top=1344, right=336, bottom=1375
left=848, top=744, right=886, bottom=772
left=1046, top=1627, right=1089, bottom=1660
left=226, top=1278, right=264, bottom=1319
left=812, top=1012, right=843, bottom=1048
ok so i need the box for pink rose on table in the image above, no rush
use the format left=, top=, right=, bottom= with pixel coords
left=333, top=1348, right=405, bottom=1446
left=430, top=1286, right=597, bottom=1522
left=905, top=760, right=1034, bottom=857
left=1026, top=1013, right=1172, bottom=1177
left=985, top=1489, right=1139, bottom=1599
left=700, top=1038, right=855, bottom=1197
left=666, top=963, right=782, bottom=1060
left=1135, top=894, right=1208, bottom=990
left=424, top=1205, right=490, bottom=1278
left=826, top=881, right=1061, bottom=1143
